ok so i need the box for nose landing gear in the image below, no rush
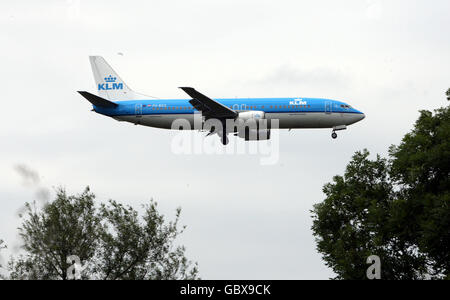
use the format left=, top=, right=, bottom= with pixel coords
left=331, top=125, right=347, bottom=140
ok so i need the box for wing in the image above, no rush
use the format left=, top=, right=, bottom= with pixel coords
left=179, top=87, right=237, bottom=119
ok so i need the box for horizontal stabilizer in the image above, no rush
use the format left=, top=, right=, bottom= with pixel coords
left=77, top=91, right=118, bottom=108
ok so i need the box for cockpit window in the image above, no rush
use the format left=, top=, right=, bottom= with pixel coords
left=340, top=104, right=352, bottom=109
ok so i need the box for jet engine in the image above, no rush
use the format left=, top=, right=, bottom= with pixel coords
left=234, top=111, right=269, bottom=140
left=237, top=111, right=265, bottom=121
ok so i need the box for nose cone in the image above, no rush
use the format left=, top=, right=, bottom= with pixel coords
left=347, top=111, right=365, bottom=125
left=359, top=113, right=366, bottom=121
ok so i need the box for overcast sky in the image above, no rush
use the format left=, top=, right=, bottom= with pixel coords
left=1, top=0, right=449, bottom=279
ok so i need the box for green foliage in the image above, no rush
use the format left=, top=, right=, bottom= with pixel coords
left=312, top=100, right=450, bottom=280
left=7, top=187, right=199, bottom=280
left=0, top=239, right=5, bottom=264
left=0, top=239, right=5, bottom=280
left=8, top=187, right=100, bottom=280
left=389, top=105, right=450, bottom=278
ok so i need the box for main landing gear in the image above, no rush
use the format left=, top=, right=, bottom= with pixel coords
left=205, top=121, right=229, bottom=145
left=220, top=121, right=229, bottom=145
left=331, top=125, right=347, bottom=139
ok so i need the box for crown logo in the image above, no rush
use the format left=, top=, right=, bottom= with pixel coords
left=104, top=75, right=117, bottom=82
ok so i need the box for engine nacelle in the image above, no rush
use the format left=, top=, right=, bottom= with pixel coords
left=237, top=111, right=265, bottom=121
left=237, top=128, right=271, bottom=141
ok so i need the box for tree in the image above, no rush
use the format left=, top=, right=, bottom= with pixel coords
left=7, top=187, right=199, bottom=280
left=312, top=94, right=450, bottom=279
left=0, top=239, right=5, bottom=279
left=389, top=104, right=450, bottom=277
left=0, top=239, right=5, bottom=266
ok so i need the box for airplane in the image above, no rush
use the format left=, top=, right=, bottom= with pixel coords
left=78, top=56, right=365, bottom=145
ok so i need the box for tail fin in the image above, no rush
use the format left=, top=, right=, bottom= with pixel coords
left=89, top=56, right=150, bottom=101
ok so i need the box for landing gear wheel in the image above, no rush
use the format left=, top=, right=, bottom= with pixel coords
left=221, top=135, right=229, bottom=145
left=331, top=132, right=337, bottom=139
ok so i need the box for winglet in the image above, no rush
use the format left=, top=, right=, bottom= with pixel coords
left=78, top=91, right=118, bottom=108
left=179, top=87, right=195, bottom=94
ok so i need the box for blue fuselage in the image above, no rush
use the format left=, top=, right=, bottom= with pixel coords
left=95, top=97, right=364, bottom=119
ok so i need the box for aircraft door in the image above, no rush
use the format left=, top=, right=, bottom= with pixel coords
left=325, top=101, right=332, bottom=114
left=135, top=104, right=142, bottom=117
left=240, top=104, right=247, bottom=111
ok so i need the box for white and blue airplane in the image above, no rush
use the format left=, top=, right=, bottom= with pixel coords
left=79, top=56, right=365, bottom=145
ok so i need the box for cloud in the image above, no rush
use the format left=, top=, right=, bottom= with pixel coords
left=254, top=65, right=350, bottom=88
left=1, top=0, right=449, bottom=280
left=14, top=164, right=40, bottom=186
left=13, top=164, right=50, bottom=217
left=366, top=0, right=384, bottom=20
